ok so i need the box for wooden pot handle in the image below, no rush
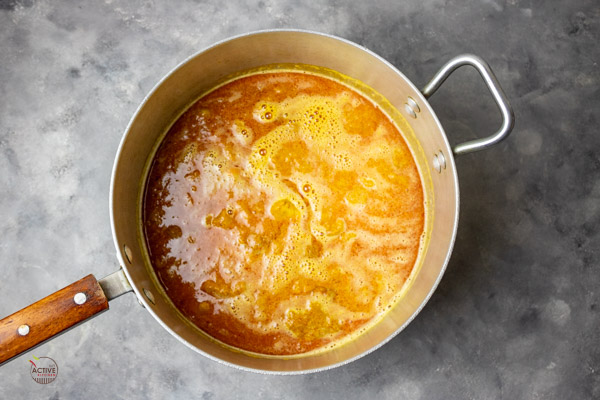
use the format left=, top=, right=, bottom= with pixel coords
left=0, top=274, right=109, bottom=365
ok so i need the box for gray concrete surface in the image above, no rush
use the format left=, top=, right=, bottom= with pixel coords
left=0, top=0, right=598, bottom=398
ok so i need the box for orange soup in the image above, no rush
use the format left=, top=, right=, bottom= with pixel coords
left=143, top=68, right=425, bottom=355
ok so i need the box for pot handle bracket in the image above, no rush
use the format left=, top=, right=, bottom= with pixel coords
left=422, top=54, right=515, bottom=155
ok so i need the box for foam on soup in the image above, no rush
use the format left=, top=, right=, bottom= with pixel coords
left=143, top=68, right=425, bottom=355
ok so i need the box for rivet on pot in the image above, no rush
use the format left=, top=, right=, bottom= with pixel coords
left=73, top=292, right=87, bottom=305
left=433, top=151, right=447, bottom=173
left=123, top=244, right=133, bottom=264
left=404, top=96, right=420, bottom=119
left=143, top=288, right=155, bottom=305
left=18, top=324, right=30, bottom=336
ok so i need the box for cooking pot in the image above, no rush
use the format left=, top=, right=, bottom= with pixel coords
left=0, top=30, right=514, bottom=373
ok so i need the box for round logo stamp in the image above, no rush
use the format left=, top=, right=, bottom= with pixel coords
left=29, top=356, right=58, bottom=384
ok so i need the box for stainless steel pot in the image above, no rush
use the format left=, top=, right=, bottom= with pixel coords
left=0, top=30, right=514, bottom=373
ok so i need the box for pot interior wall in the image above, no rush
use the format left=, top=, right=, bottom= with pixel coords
left=110, top=31, right=459, bottom=373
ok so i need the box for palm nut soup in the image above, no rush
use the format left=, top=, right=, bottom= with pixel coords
left=143, top=67, right=425, bottom=355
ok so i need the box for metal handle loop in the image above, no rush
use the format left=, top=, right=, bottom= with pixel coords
left=422, top=54, right=515, bottom=156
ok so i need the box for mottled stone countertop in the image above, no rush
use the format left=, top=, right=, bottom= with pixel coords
left=0, top=0, right=598, bottom=399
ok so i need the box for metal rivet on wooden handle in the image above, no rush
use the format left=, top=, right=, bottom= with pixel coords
left=0, top=274, right=109, bottom=366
